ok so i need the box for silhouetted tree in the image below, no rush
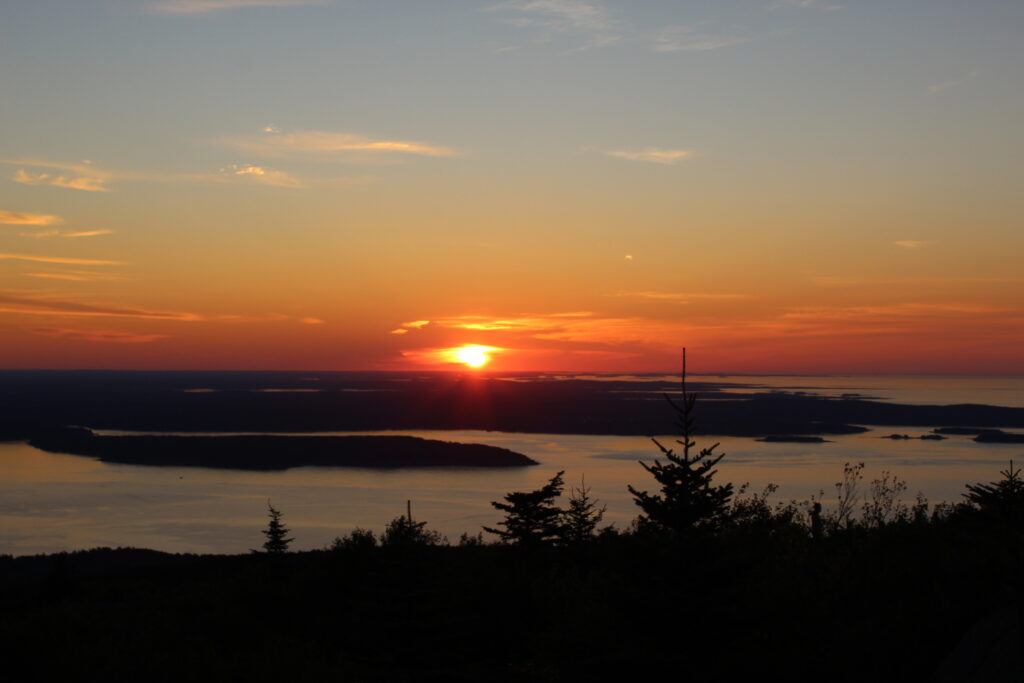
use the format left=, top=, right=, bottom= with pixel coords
left=330, top=527, right=377, bottom=551
left=559, top=476, right=606, bottom=544
left=381, top=500, right=445, bottom=547
left=483, top=471, right=565, bottom=546
left=260, top=500, right=293, bottom=554
left=628, top=350, right=733, bottom=533
left=964, top=460, right=1024, bottom=526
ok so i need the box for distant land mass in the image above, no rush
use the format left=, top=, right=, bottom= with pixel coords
left=2, top=371, right=1023, bottom=441
left=29, top=426, right=537, bottom=470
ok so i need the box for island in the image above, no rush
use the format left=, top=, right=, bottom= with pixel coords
left=932, top=427, right=1024, bottom=443
left=28, top=427, right=538, bottom=470
left=755, top=435, right=829, bottom=443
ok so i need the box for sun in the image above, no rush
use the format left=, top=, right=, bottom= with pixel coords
left=453, top=345, right=492, bottom=368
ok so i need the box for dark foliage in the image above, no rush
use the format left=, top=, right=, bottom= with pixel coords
left=483, top=471, right=566, bottom=546
left=259, top=501, right=293, bottom=554
left=380, top=502, right=445, bottom=547
left=628, top=351, right=733, bottom=533
left=559, top=476, right=607, bottom=544
left=4, top=485, right=1023, bottom=683
left=963, top=460, right=1024, bottom=527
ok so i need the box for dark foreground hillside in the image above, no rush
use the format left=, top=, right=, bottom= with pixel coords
left=2, top=512, right=1021, bottom=682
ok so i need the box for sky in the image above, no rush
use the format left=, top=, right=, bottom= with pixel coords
left=1, top=0, right=1022, bottom=373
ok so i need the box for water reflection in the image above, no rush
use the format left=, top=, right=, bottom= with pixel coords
left=2, top=427, right=1020, bottom=556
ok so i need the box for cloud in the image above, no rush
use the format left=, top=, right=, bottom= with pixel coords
left=0, top=252, right=121, bottom=265
left=220, top=164, right=304, bottom=188
left=488, top=0, right=621, bottom=50
left=150, top=0, right=326, bottom=14
left=22, top=271, right=125, bottom=282
left=491, top=0, right=617, bottom=33
left=222, top=129, right=458, bottom=159
left=771, top=0, right=842, bottom=10
left=391, top=320, right=430, bottom=334
left=615, top=291, right=749, bottom=303
left=599, top=148, right=693, bottom=165
left=0, top=210, right=63, bottom=226
left=811, top=275, right=1021, bottom=287
left=64, top=230, right=114, bottom=238
left=29, top=327, right=169, bottom=344
left=0, top=292, right=201, bottom=321
left=928, top=72, right=977, bottom=95
left=13, top=169, right=110, bottom=193
left=17, top=230, right=62, bottom=239
left=894, top=240, right=931, bottom=249
left=781, top=303, right=1011, bottom=321
left=650, top=26, right=749, bottom=53
left=299, top=317, right=325, bottom=324
left=3, top=158, right=357, bottom=191
left=16, top=229, right=114, bottom=239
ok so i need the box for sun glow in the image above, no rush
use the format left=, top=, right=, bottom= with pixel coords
left=451, top=345, right=494, bottom=368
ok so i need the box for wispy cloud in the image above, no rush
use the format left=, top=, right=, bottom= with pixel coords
left=0, top=252, right=122, bottom=265
left=299, top=317, right=325, bottom=325
left=4, top=158, right=343, bottom=191
left=490, top=3, right=757, bottom=54
left=65, top=229, right=114, bottom=238
left=771, top=0, right=842, bottom=10
left=22, top=270, right=125, bottom=282
left=29, top=327, right=170, bottom=344
left=222, top=129, right=458, bottom=159
left=615, top=291, right=749, bottom=303
left=220, top=164, right=304, bottom=188
left=391, top=319, right=431, bottom=335
left=17, top=229, right=114, bottom=239
left=13, top=169, right=111, bottom=192
left=491, top=0, right=617, bottom=32
left=150, top=0, right=326, bottom=15
left=598, top=148, right=693, bottom=165
left=781, top=303, right=1011, bottom=320
left=928, top=72, right=977, bottom=95
left=811, top=275, right=1022, bottom=287
left=487, top=0, right=621, bottom=50
left=0, top=292, right=201, bottom=321
left=0, top=210, right=63, bottom=226
left=894, top=240, right=931, bottom=249
left=650, top=25, right=749, bottom=53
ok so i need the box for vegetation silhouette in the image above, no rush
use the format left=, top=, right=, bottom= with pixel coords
left=483, top=471, right=566, bottom=546
left=5, top=361, right=1024, bottom=681
left=560, top=476, right=608, bottom=543
left=628, top=349, right=733, bottom=534
left=964, top=460, right=1024, bottom=526
left=381, top=501, right=445, bottom=547
left=258, top=500, right=293, bottom=554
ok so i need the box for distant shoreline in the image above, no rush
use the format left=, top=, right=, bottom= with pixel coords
left=28, top=427, right=538, bottom=470
left=3, top=371, right=1023, bottom=442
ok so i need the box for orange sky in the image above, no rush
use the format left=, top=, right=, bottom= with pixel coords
left=1, top=1, right=1022, bottom=373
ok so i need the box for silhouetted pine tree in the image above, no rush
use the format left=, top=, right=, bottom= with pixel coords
left=261, top=500, right=293, bottom=554
left=964, top=460, right=1024, bottom=526
left=560, top=476, right=607, bottom=544
left=483, top=471, right=565, bottom=546
left=628, top=349, right=733, bottom=533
